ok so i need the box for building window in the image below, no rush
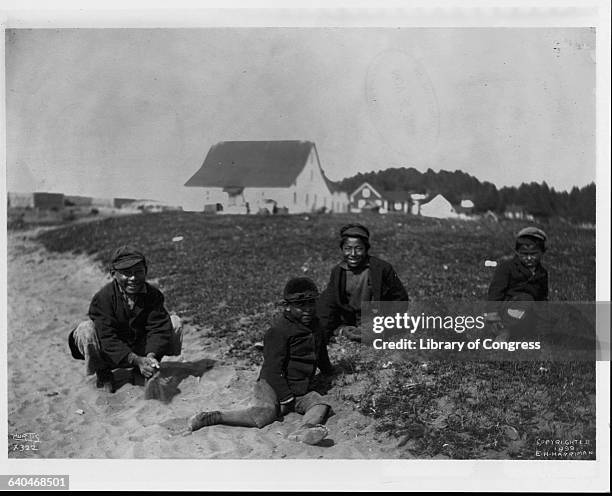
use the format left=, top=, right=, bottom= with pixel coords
left=314, top=194, right=317, bottom=206
left=293, top=192, right=297, bottom=204
left=306, top=193, right=309, bottom=205
left=310, top=170, right=313, bottom=181
left=362, top=187, right=371, bottom=198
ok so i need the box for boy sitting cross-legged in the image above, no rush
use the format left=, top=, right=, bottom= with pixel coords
left=487, top=227, right=549, bottom=339
left=188, top=277, right=332, bottom=445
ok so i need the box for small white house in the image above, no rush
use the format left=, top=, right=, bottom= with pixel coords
left=184, top=141, right=348, bottom=214
left=349, top=183, right=415, bottom=214
left=349, top=182, right=385, bottom=212
left=419, top=194, right=458, bottom=219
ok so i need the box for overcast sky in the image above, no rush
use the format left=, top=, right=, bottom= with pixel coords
left=5, top=27, right=595, bottom=206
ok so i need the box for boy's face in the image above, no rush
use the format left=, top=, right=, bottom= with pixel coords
left=113, top=262, right=147, bottom=293
left=287, top=299, right=317, bottom=327
left=516, top=245, right=543, bottom=270
left=342, top=237, right=368, bottom=269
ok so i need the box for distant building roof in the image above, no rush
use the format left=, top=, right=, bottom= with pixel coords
left=185, top=140, right=317, bottom=188
left=382, top=190, right=412, bottom=203
left=505, top=204, right=526, bottom=212
left=350, top=182, right=384, bottom=201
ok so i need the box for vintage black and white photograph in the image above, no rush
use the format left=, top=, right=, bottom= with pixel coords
left=2, top=3, right=610, bottom=492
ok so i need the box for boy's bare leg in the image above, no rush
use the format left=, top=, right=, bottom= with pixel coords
left=189, top=409, right=258, bottom=431
left=218, top=410, right=259, bottom=427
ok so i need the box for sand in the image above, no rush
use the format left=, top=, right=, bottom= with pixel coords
left=7, top=230, right=401, bottom=459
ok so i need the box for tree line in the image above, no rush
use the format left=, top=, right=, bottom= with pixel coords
left=336, top=167, right=595, bottom=223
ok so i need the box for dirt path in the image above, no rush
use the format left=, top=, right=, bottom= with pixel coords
left=7, top=230, right=400, bottom=459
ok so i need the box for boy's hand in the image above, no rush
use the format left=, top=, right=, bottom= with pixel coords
left=146, top=353, right=161, bottom=370
left=133, top=354, right=158, bottom=378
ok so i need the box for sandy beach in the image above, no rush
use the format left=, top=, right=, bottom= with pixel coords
left=7, top=230, right=401, bottom=459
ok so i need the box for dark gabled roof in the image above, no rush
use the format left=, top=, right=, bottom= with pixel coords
left=350, top=182, right=384, bottom=200
left=185, top=141, right=316, bottom=188
left=381, top=190, right=412, bottom=202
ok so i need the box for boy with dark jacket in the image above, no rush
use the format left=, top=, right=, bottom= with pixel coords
left=188, top=277, right=331, bottom=446
left=317, top=223, right=408, bottom=343
left=488, top=227, right=549, bottom=302
left=487, top=227, right=549, bottom=338
left=68, top=245, right=183, bottom=393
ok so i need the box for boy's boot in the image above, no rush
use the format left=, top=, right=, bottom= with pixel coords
left=96, top=369, right=115, bottom=393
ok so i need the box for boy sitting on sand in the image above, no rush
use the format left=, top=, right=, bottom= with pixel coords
left=188, top=277, right=332, bottom=445
left=317, top=223, right=408, bottom=345
left=487, top=227, right=549, bottom=338
left=68, top=245, right=183, bottom=393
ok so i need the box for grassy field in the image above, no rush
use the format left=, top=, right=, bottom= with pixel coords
left=34, top=211, right=597, bottom=459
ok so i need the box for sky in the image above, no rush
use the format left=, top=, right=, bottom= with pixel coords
left=5, top=27, right=596, bottom=207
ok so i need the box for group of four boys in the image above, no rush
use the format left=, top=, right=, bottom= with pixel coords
left=68, top=223, right=548, bottom=444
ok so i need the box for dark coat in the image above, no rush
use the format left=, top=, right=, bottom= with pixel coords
left=88, top=280, right=173, bottom=367
left=487, top=256, right=549, bottom=302
left=258, top=314, right=328, bottom=403
left=316, top=255, right=409, bottom=334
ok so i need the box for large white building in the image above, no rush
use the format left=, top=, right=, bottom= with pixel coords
left=184, top=141, right=348, bottom=214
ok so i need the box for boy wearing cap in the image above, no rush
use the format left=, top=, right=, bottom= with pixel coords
left=68, top=245, right=183, bottom=393
left=487, top=227, right=549, bottom=337
left=317, top=223, right=408, bottom=344
left=188, top=277, right=332, bottom=446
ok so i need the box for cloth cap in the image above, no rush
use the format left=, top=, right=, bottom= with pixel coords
left=110, top=245, right=147, bottom=270
left=340, top=223, right=370, bottom=242
left=516, top=227, right=547, bottom=242
left=283, top=277, right=319, bottom=303
left=515, top=227, right=547, bottom=252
